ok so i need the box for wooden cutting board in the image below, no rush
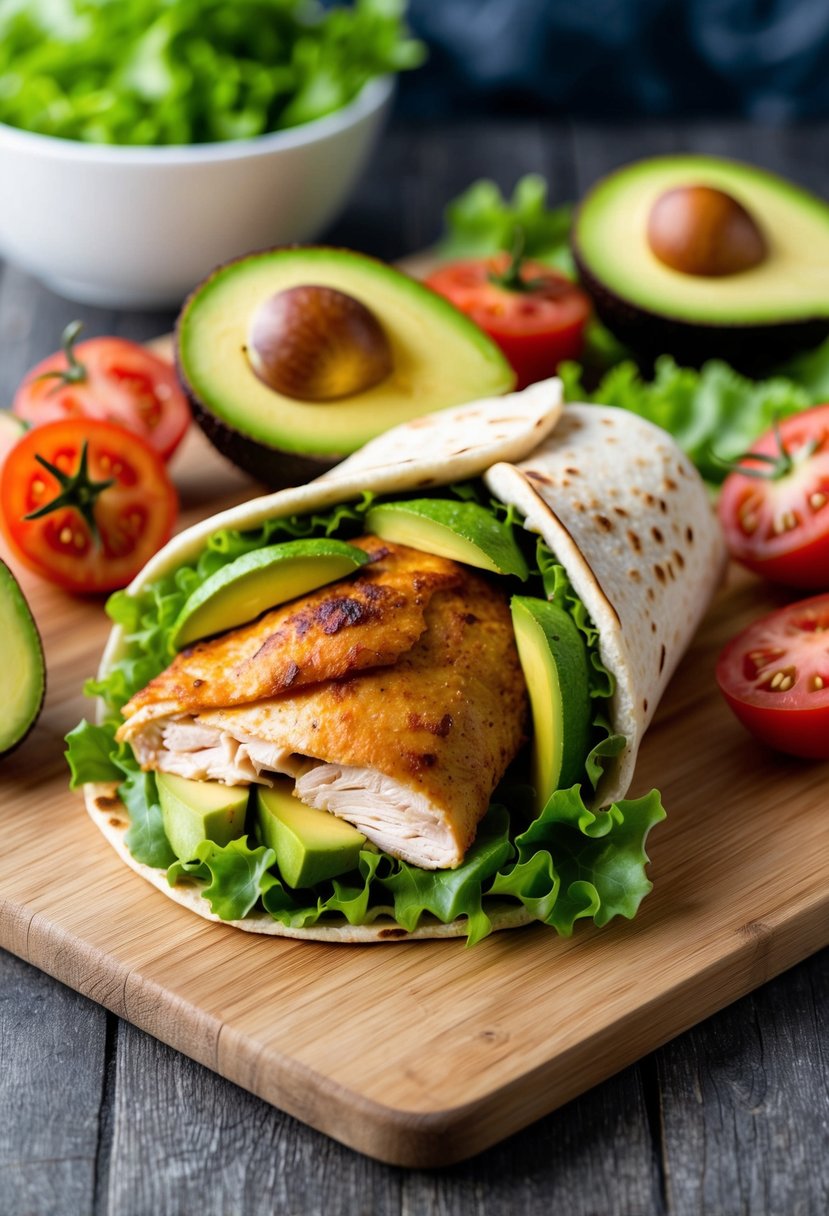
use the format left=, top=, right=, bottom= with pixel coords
left=1, top=416, right=827, bottom=1169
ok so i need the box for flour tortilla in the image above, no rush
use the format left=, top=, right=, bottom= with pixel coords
left=86, top=380, right=725, bottom=942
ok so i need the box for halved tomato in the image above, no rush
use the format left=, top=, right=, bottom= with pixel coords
left=425, top=255, right=591, bottom=390
left=718, top=405, right=829, bottom=589
left=13, top=323, right=190, bottom=461
left=0, top=418, right=177, bottom=594
left=716, top=593, right=829, bottom=758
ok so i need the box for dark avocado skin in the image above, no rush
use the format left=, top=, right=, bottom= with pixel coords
left=573, top=243, right=829, bottom=374
left=181, top=379, right=336, bottom=488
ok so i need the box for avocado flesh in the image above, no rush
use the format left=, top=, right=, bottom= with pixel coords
left=0, top=560, right=45, bottom=757
left=171, top=539, right=370, bottom=648
left=157, top=772, right=249, bottom=862
left=256, top=780, right=366, bottom=889
left=176, top=247, right=515, bottom=485
left=574, top=156, right=829, bottom=366
left=366, top=499, right=528, bottom=579
left=511, top=596, right=591, bottom=813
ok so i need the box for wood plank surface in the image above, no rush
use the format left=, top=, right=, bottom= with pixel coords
left=1, top=118, right=828, bottom=1212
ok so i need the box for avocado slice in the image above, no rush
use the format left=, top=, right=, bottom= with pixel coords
left=365, top=499, right=528, bottom=579
left=511, top=596, right=591, bottom=812
left=0, top=559, right=45, bottom=757
left=171, top=538, right=370, bottom=648
left=157, top=772, right=249, bottom=862
left=573, top=155, right=829, bottom=369
left=175, top=247, right=515, bottom=487
left=256, top=779, right=366, bottom=889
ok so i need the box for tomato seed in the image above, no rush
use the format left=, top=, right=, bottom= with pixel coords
left=814, top=676, right=825, bottom=690
left=810, top=492, right=826, bottom=509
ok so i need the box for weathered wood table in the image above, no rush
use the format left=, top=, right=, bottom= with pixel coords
left=1, top=119, right=827, bottom=1216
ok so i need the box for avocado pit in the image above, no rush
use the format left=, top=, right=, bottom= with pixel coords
left=647, top=185, right=767, bottom=277
left=246, top=284, right=393, bottom=402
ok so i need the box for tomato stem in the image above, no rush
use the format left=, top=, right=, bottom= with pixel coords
left=712, top=416, right=820, bottom=481
left=33, top=321, right=88, bottom=393
left=487, top=228, right=548, bottom=294
left=23, top=440, right=115, bottom=541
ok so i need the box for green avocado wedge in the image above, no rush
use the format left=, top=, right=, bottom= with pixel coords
left=365, top=499, right=528, bottom=579
left=171, top=538, right=370, bottom=648
left=511, top=596, right=591, bottom=812
left=256, top=780, right=366, bottom=889
left=157, top=772, right=249, bottom=862
left=0, top=559, right=45, bottom=757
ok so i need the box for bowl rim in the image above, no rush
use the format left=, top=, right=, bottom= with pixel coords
left=0, top=74, right=393, bottom=164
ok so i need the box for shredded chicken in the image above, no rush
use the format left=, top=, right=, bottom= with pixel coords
left=295, top=763, right=459, bottom=869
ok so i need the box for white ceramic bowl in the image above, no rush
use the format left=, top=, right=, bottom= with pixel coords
left=0, top=76, right=393, bottom=309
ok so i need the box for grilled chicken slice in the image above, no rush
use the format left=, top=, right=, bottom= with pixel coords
left=119, top=561, right=527, bottom=870
left=121, top=537, right=462, bottom=719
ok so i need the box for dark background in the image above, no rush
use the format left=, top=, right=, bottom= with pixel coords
left=395, top=0, right=829, bottom=120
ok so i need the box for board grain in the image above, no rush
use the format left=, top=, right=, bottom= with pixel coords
left=1, top=403, right=827, bottom=1170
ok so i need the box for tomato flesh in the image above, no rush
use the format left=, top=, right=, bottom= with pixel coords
left=716, top=593, right=829, bottom=758
left=425, top=256, right=591, bottom=389
left=0, top=419, right=177, bottom=594
left=13, top=338, right=190, bottom=461
left=718, top=404, right=829, bottom=589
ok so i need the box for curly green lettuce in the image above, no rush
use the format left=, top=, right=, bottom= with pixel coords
left=560, top=349, right=829, bottom=485
left=0, top=0, right=424, bottom=145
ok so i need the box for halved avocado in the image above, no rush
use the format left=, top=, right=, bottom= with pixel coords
left=573, top=156, right=829, bottom=369
left=0, top=559, right=45, bottom=757
left=175, top=247, right=515, bottom=488
left=171, top=538, right=370, bottom=648
left=511, top=596, right=591, bottom=812
left=365, top=498, right=528, bottom=579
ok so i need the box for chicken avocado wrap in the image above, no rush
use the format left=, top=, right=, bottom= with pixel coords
left=67, top=379, right=726, bottom=943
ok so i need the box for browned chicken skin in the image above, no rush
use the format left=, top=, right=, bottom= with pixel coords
left=122, top=537, right=462, bottom=717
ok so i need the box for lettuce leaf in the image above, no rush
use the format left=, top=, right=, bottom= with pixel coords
left=120, top=766, right=177, bottom=869
left=491, top=786, right=666, bottom=934
left=560, top=354, right=816, bottom=484
left=0, top=0, right=424, bottom=145
left=778, top=335, right=829, bottom=399
left=66, top=718, right=175, bottom=867
left=168, top=836, right=277, bottom=920
left=438, top=175, right=574, bottom=275
left=65, top=720, right=123, bottom=788
left=378, top=807, right=513, bottom=945
left=160, top=790, right=665, bottom=943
